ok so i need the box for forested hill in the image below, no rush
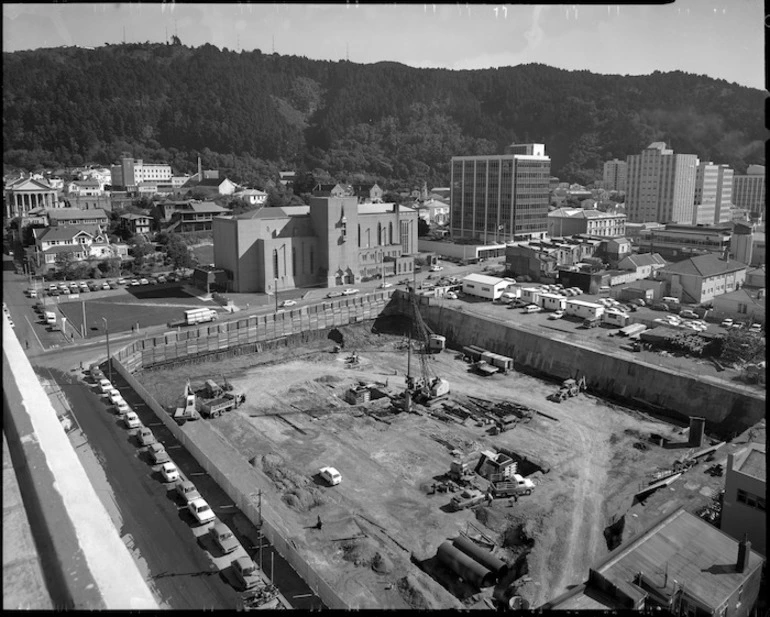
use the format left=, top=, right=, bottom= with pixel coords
left=3, top=42, right=766, bottom=188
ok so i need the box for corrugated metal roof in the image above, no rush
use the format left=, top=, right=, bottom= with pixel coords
left=660, top=253, right=746, bottom=278
left=462, top=273, right=508, bottom=286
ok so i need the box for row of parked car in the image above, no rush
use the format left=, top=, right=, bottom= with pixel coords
left=87, top=364, right=265, bottom=592
left=31, top=272, right=188, bottom=298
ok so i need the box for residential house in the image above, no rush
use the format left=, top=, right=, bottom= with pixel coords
left=5, top=176, right=59, bottom=218
left=711, top=288, right=766, bottom=324
left=232, top=189, right=268, bottom=207
left=617, top=253, right=667, bottom=280
left=66, top=178, right=103, bottom=196
left=119, top=212, right=152, bottom=236
left=541, top=507, right=765, bottom=616
left=417, top=198, right=450, bottom=226
left=313, top=183, right=354, bottom=198
left=721, top=443, right=766, bottom=556
left=168, top=201, right=231, bottom=233
left=656, top=252, right=747, bottom=304
left=505, top=237, right=601, bottom=282
left=34, top=225, right=115, bottom=268
left=603, top=237, right=632, bottom=264
left=47, top=208, right=109, bottom=228
left=278, top=171, right=296, bottom=187
left=353, top=183, right=384, bottom=204
left=212, top=197, right=417, bottom=293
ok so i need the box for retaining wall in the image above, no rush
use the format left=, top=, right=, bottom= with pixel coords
left=410, top=295, right=765, bottom=437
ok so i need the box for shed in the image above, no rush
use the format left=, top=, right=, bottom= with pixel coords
left=461, top=274, right=509, bottom=300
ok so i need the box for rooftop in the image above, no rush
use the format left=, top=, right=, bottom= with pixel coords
left=660, top=253, right=747, bottom=278
left=596, top=508, right=764, bottom=610
left=48, top=208, right=107, bottom=220
left=357, top=203, right=415, bottom=215
left=734, top=445, right=766, bottom=482
left=39, top=225, right=102, bottom=242
left=462, top=273, right=507, bottom=286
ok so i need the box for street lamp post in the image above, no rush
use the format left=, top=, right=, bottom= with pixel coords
left=102, top=317, right=112, bottom=383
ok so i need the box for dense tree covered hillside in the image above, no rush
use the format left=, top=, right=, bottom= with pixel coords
left=3, top=42, right=765, bottom=188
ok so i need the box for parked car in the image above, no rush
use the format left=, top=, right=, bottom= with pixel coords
left=548, top=310, right=565, bottom=320
left=137, top=427, right=156, bottom=446
left=679, top=309, right=699, bottom=319
left=232, top=556, right=261, bottom=590
left=175, top=480, right=201, bottom=504
left=124, top=412, right=141, bottom=429
left=651, top=303, right=670, bottom=312
left=342, top=288, right=359, bottom=296
left=60, top=286, right=71, bottom=295
left=130, top=279, right=140, bottom=286
left=720, top=318, right=734, bottom=328
left=188, top=498, right=216, bottom=525
left=148, top=443, right=170, bottom=465
left=379, top=282, right=393, bottom=288
left=87, top=281, right=100, bottom=291
left=156, top=275, right=167, bottom=284
left=114, top=400, right=131, bottom=415
left=116, top=278, right=127, bottom=285
left=731, top=322, right=745, bottom=330
left=98, top=378, right=113, bottom=393
left=210, top=522, right=240, bottom=555
left=70, top=282, right=80, bottom=289
left=48, top=288, right=61, bottom=297
left=628, top=298, right=646, bottom=307
left=445, top=291, right=458, bottom=300
left=450, top=488, right=486, bottom=511
left=523, top=304, right=542, bottom=314
left=429, top=265, right=443, bottom=272
left=320, top=466, right=342, bottom=486
left=101, top=282, right=111, bottom=290
left=139, top=278, right=149, bottom=285
left=108, top=389, right=124, bottom=405
left=160, top=462, right=180, bottom=483
left=108, top=281, right=119, bottom=289
left=279, top=299, right=297, bottom=308
left=748, top=323, right=762, bottom=334
left=48, top=284, right=58, bottom=292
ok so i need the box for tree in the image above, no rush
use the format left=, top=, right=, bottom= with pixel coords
left=718, top=329, right=766, bottom=365
left=129, top=235, right=154, bottom=267
left=165, top=233, right=193, bottom=270
left=55, top=251, right=76, bottom=280
left=417, top=218, right=431, bottom=237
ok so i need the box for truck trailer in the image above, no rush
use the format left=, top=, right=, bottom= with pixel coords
left=184, top=308, right=217, bottom=325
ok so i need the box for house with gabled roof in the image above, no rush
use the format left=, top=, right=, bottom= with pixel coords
left=119, top=212, right=152, bottom=236
left=656, top=252, right=747, bottom=304
left=711, top=287, right=766, bottom=324
left=232, top=188, right=268, bottom=207
left=47, top=208, right=109, bottom=227
left=34, top=224, right=115, bottom=267
left=353, top=183, right=383, bottom=204
left=617, top=252, right=667, bottom=279
left=167, top=201, right=230, bottom=232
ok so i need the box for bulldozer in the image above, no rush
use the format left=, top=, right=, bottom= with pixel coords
left=547, top=376, right=586, bottom=403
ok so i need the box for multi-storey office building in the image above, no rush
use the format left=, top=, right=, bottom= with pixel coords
left=693, top=162, right=719, bottom=225
left=732, top=165, right=765, bottom=218
left=714, top=164, right=734, bottom=224
left=602, top=158, right=627, bottom=192
left=450, top=144, right=550, bottom=243
left=626, top=142, right=699, bottom=224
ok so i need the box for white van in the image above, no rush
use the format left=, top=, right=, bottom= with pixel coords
left=661, top=296, right=680, bottom=306
left=44, top=311, right=57, bottom=325
left=598, top=286, right=611, bottom=296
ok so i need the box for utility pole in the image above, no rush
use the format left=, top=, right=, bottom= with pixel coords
left=81, top=301, right=86, bottom=338
left=274, top=278, right=279, bottom=313
left=102, top=317, right=112, bottom=383
left=257, top=489, right=263, bottom=572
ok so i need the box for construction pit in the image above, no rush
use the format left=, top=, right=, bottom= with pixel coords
left=137, top=315, right=763, bottom=609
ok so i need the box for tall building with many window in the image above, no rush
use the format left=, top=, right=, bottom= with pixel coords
left=732, top=165, right=765, bottom=218
left=602, top=158, right=627, bottom=192
left=450, top=143, right=550, bottom=243
left=693, top=161, right=719, bottom=225
left=109, top=157, right=172, bottom=190
left=714, top=164, right=734, bottom=224
left=625, top=142, right=699, bottom=224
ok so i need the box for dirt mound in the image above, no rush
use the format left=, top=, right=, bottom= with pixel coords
left=396, top=574, right=431, bottom=610
left=260, top=453, right=325, bottom=512
left=475, top=505, right=508, bottom=534
left=340, top=538, right=379, bottom=568
left=372, top=552, right=394, bottom=574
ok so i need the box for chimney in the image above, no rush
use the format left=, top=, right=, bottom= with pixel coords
left=737, top=534, right=751, bottom=573
left=197, top=156, right=202, bottom=180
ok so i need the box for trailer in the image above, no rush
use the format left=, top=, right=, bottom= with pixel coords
left=184, top=307, right=217, bottom=325
left=602, top=309, right=630, bottom=327
left=565, top=299, right=604, bottom=320
left=462, top=345, right=487, bottom=362
left=618, top=323, right=648, bottom=338
left=480, top=351, right=513, bottom=373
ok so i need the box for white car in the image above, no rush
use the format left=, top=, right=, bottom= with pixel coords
left=429, top=265, right=443, bottom=272
left=342, top=288, right=359, bottom=296
left=548, top=310, right=565, bottom=320
left=379, top=282, right=393, bottom=288
left=124, top=412, right=141, bottom=429
left=320, top=466, right=342, bottom=486
left=115, top=400, right=131, bottom=415
left=720, top=319, right=734, bottom=328
left=279, top=299, right=297, bottom=308
left=139, top=278, right=149, bottom=285
left=523, top=304, right=542, bottom=314
left=160, top=462, right=180, bottom=483
left=101, top=282, right=111, bottom=290
left=188, top=498, right=216, bottom=525
left=99, top=378, right=113, bottom=393
left=748, top=323, right=762, bottom=334
left=445, top=291, right=458, bottom=300
left=108, top=389, right=124, bottom=405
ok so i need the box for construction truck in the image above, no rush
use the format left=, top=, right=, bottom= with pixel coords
left=449, top=488, right=487, bottom=511
left=200, top=392, right=246, bottom=418
left=547, top=376, right=586, bottom=403
left=173, top=381, right=201, bottom=422
left=491, top=474, right=535, bottom=498
left=448, top=460, right=475, bottom=484
left=413, top=377, right=450, bottom=406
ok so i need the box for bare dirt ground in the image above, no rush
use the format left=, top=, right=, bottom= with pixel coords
left=138, top=320, right=765, bottom=608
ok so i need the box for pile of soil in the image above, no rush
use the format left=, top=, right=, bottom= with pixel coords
left=372, top=552, right=394, bottom=574
left=340, top=538, right=379, bottom=568
left=475, top=505, right=508, bottom=534
left=396, top=574, right=431, bottom=610
left=260, top=453, right=325, bottom=512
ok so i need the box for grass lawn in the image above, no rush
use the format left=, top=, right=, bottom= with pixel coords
left=58, top=286, right=213, bottom=335
left=191, top=243, right=214, bottom=266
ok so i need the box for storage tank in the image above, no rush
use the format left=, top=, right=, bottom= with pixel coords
left=436, top=542, right=496, bottom=588
left=452, top=535, right=508, bottom=579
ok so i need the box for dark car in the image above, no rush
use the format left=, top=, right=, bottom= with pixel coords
left=651, top=302, right=670, bottom=312
left=48, top=289, right=61, bottom=297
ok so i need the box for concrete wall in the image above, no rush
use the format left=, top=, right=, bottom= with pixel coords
left=409, top=296, right=765, bottom=437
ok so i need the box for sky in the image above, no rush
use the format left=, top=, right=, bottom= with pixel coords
left=2, top=1, right=765, bottom=90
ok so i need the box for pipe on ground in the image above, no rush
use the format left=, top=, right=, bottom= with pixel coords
left=453, top=535, right=508, bottom=579
left=436, top=541, right=496, bottom=588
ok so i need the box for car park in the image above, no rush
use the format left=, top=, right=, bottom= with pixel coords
left=210, top=522, right=240, bottom=555
left=548, top=310, right=565, bottom=320
left=137, top=427, right=156, bottom=446
left=720, top=318, right=734, bottom=328
left=188, top=498, right=216, bottom=525
left=320, top=466, right=342, bottom=486
left=232, top=556, right=261, bottom=590
left=160, top=462, right=180, bottom=483
left=148, top=443, right=170, bottom=465
left=175, top=480, right=202, bottom=504
left=124, top=412, right=141, bottom=429
left=279, top=299, right=297, bottom=308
